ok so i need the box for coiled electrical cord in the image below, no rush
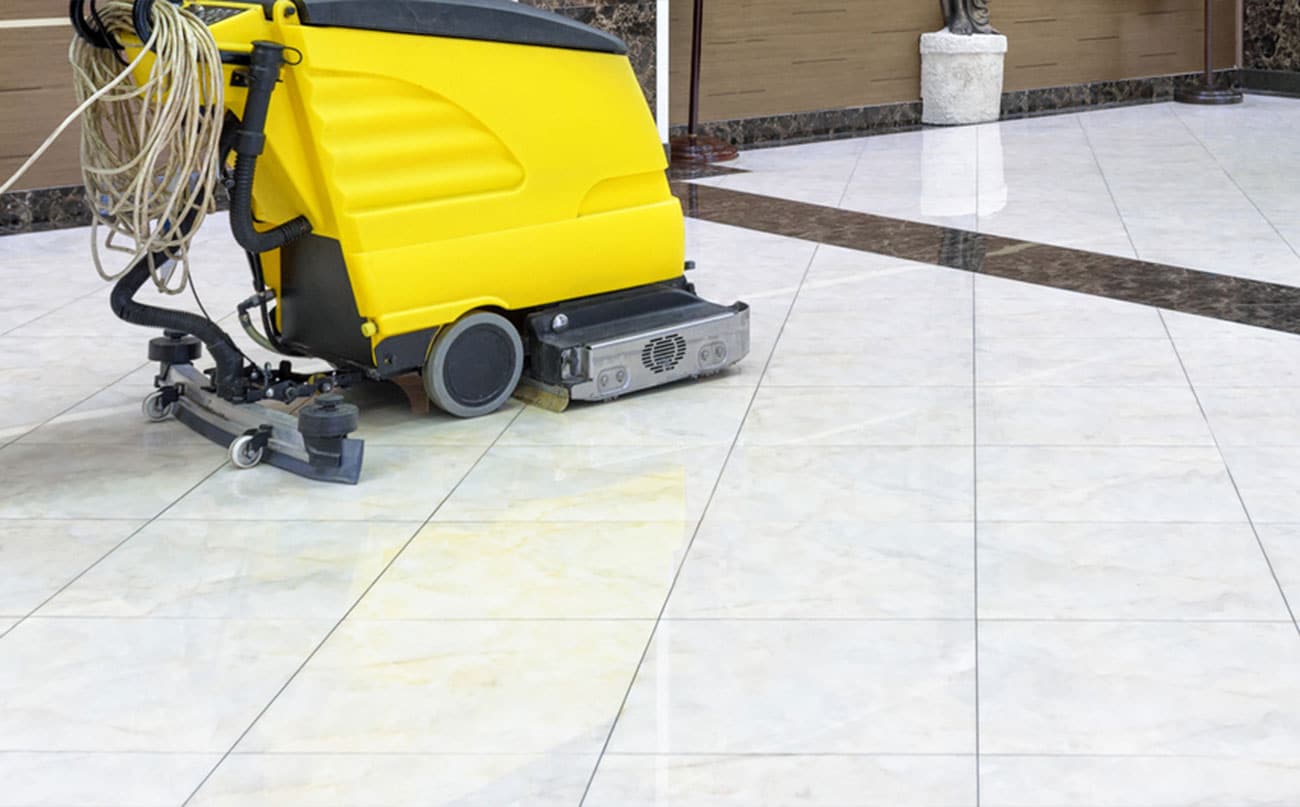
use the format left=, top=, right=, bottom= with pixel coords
left=0, top=1, right=223, bottom=296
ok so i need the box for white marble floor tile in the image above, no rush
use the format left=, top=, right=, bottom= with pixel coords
left=0, top=384, right=100, bottom=444
left=0, top=751, right=220, bottom=807
left=740, top=386, right=972, bottom=447
left=239, top=619, right=651, bottom=754
left=1219, top=445, right=1300, bottom=523
left=190, top=752, right=591, bottom=807
left=981, top=755, right=1300, bottom=807
left=709, top=445, right=973, bottom=524
left=1160, top=309, right=1288, bottom=342
left=1140, top=243, right=1300, bottom=285
left=1197, top=386, right=1300, bottom=446
left=974, top=286, right=1167, bottom=339
left=353, top=521, right=692, bottom=620
left=165, top=445, right=485, bottom=522
left=803, top=246, right=973, bottom=298
left=980, top=621, right=1300, bottom=756
left=433, top=445, right=729, bottom=523
left=0, top=333, right=148, bottom=387
left=1256, top=524, right=1300, bottom=610
left=766, top=336, right=973, bottom=387
left=17, top=376, right=210, bottom=447
left=781, top=296, right=972, bottom=342
left=1174, top=335, right=1300, bottom=387
left=977, top=386, right=1213, bottom=446
left=40, top=520, right=418, bottom=619
left=499, top=383, right=753, bottom=447
left=0, top=442, right=226, bottom=520
left=978, top=446, right=1245, bottom=522
left=707, top=172, right=854, bottom=209
left=0, top=520, right=142, bottom=617
left=346, top=382, right=521, bottom=447
left=976, top=338, right=1187, bottom=387
left=667, top=520, right=973, bottom=619
left=979, top=522, right=1286, bottom=620
left=608, top=620, right=975, bottom=754
left=586, top=754, right=977, bottom=807
left=0, top=617, right=331, bottom=752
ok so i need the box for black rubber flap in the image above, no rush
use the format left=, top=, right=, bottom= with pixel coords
left=298, top=0, right=627, bottom=54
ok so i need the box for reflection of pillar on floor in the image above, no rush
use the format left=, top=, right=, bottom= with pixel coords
left=978, top=124, right=1007, bottom=217
left=919, top=125, right=1005, bottom=221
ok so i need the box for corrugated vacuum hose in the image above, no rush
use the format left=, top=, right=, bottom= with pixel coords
left=0, top=0, right=223, bottom=295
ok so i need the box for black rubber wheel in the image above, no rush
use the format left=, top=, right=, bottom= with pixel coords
left=299, top=394, right=360, bottom=438
left=423, top=311, right=523, bottom=418
left=148, top=333, right=203, bottom=365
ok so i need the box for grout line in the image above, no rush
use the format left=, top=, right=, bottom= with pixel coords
left=1170, top=103, right=1300, bottom=269
left=0, top=456, right=230, bottom=641
left=832, top=136, right=875, bottom=209
left=178, top=407, right=526, bottom=806
left=971, top=199, right=982, bottom=807
left=5, top=615, right=1297, bottom=625
left=1157, top=310, right=1300, bottom=639
left=576, top=242, right=825, bottom=806
left=1075, top=115, right=1143, bottom=261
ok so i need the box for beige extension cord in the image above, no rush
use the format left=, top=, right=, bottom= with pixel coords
left=0, top=1, right=224, bottom=295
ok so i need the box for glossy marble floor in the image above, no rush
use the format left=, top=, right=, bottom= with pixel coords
left=699, top=94, right=1300, bottom=286
left=4, top=99, right=1300, bottom=806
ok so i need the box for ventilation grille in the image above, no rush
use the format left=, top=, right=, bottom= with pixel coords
left=642, top=334, right=688, bottom=375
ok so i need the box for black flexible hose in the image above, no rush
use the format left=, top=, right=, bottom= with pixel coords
left=111, top=248, right=247, bottom=398
left=70, top=0, right=117, bottom=49
left=229, top=41, right=313, bottom=254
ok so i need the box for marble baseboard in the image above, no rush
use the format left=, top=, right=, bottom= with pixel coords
left=670, top=70, right=1242, bottom=150
left=1241, top=68, right=1300, bottom=97
left=1, top=185, right=230, bottom=238
left=669, top=104, right=924, bottom=150
left=1, top=187, right=94, bottom=237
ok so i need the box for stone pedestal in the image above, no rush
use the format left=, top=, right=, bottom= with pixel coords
left=920, top=30, right=1008, bottom=126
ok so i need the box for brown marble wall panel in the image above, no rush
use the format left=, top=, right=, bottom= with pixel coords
left=521, top=0, right=657, bottom=111
left=1244, top=0, right=1300, bottom=71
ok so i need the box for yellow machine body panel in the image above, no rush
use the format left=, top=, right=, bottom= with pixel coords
left=190, top=0, right=683, bottom=364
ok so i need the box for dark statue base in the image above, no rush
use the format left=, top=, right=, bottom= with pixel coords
left=670, top=134, right=739, bottom=165
left=1175, top=85, right=1244, bottom=105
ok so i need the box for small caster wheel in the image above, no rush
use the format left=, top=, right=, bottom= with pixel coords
left=142, top=389, right=177, bottom=423
left=229, top=434, right=265, bottom=470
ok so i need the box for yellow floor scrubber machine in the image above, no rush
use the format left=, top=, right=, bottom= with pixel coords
left=66, top=0, right=749, bottom=483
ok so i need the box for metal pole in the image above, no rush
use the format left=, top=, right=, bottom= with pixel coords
left=668, top=0, right=738, bottom=163
left=1204, top=0, right=1214, bottom=86
left=687, top=0, right=704, bottom=136
left=1175, top=0, right=1242, bottom=104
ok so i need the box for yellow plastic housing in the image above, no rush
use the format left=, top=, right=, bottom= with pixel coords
left=190, top=0, right=684, bottom=362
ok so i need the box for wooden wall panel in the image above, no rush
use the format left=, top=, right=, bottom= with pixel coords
left=0, top=24, right=80, bottom=190
left=671, top=0, right=1239, bottom=124
left=0, top=1, right=64, bottom=21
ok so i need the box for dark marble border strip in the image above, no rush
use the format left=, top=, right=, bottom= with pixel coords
left=1241, top=68, right=1300, bottom=97
left=669, top=70, right=1242, bottom=150
left=1, top=186, right=93, bottom=236
left=666, top=163, right=749, bottom=181
left=673, top=182, right=1300, bottom=335
left=1, top=184, right=232, bottom=238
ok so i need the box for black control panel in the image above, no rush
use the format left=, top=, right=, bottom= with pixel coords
left=187, top=4, right=247, bottom=26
